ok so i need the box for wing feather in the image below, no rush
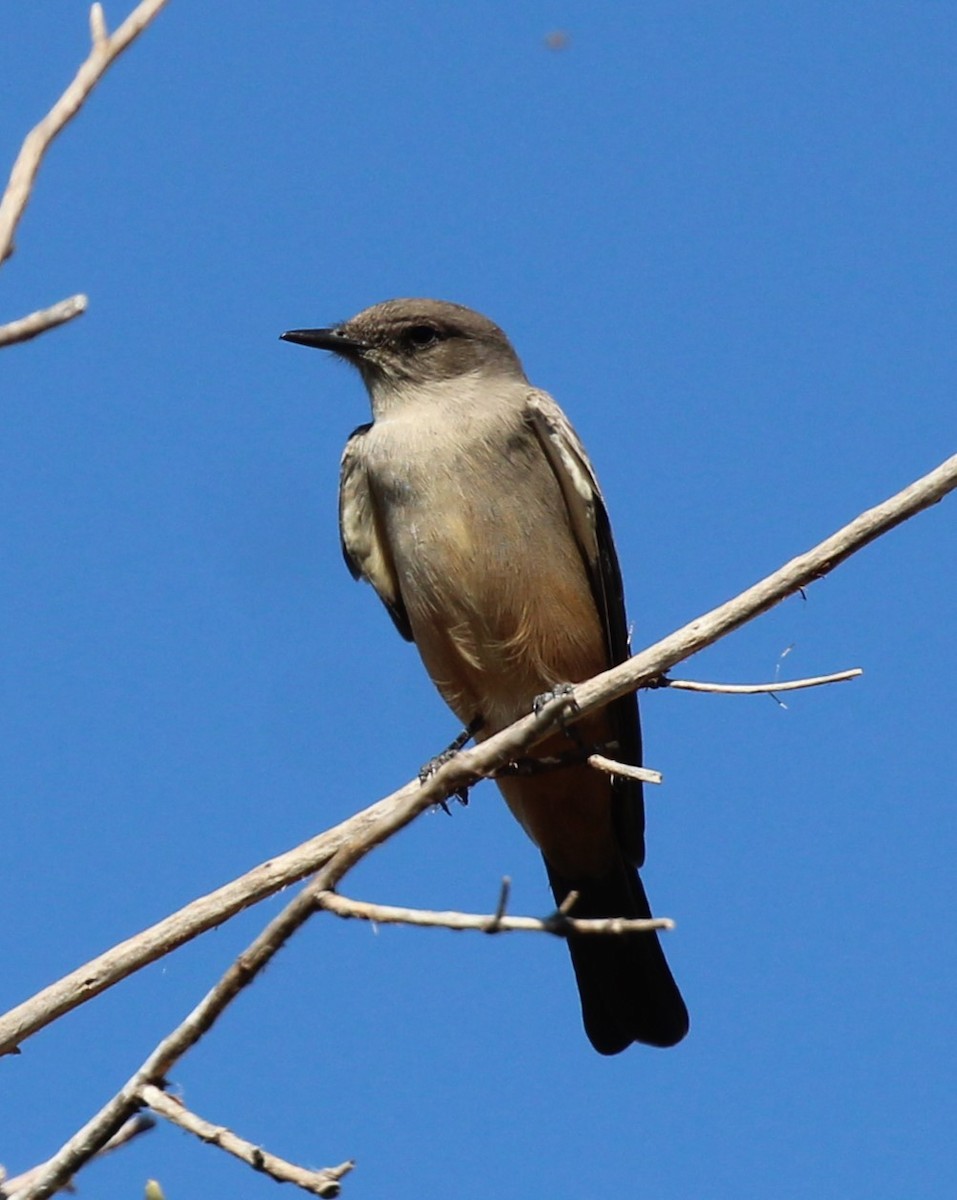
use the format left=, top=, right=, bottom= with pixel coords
left=339, top=424, right=413, bottom=642
left=525, top=391, right=646, bottom=864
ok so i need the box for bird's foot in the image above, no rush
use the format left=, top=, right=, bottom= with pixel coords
left=419, top=751, right=470, bottom=813
left=532, top=682, right=580, bottom=727
left=418, top=718, right=483, bottom=813
left=532, top=686, right=585, bottom=739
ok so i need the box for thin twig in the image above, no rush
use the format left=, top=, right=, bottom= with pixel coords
left=89, top=3, right=109, bottom=48
left=13, top=427, right=954, bottom=1194
left=0, top=1115, right=154, bottom=1197
left=486, top=876, right=512, bottom=931
left=587, top=755, right=663, bottom=785
left=0, top=0, right=171, bottom=267
left=139, top=1087, right=353, bottom=1198
left=3, top=452, right=956, bottom=1065
left=8, top=453, right=957, bottom=1197
left=0, top=797, right=408, bottom=1057
left=314, top=890, right=674, bottom=936
left=662, top=668, right=863, bottom=695
left=9, top=865, right=369, bottom=1197
left=8, top=785, right=668, bottom=1200
left=0, top=295, right=88, bottom=348
left=295, top=452, right=957, bottom=920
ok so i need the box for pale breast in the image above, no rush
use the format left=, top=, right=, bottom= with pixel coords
left=362, top=397, right=607, bottom=728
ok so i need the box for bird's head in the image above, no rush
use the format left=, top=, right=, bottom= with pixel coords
left=281, top=298, right=527, bottom=411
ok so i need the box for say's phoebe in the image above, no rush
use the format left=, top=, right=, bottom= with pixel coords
left=281, top=299, right=689, bottom=1054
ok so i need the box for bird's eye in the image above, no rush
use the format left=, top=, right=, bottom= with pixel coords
left=407, top=324, right=440, bottom=348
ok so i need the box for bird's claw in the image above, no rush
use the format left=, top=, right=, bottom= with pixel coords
left=418, top=738, right=473, bottom=812
left=532, top=682, right=580, bottom=723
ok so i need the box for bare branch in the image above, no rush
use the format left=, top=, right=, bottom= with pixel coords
left=587, top=754, right=662, bottom=785
left=9, top=860, right=368, bottom=1196
left=662, top=668, right=863, bottom=696
left=0, top=803, right=407, bottom=1057
left=2, top=451, right=955, bottom=1065
left=0, top=0, right=171, bottom=267
left=488, top=876, right=512, bottom=930
left=290, top=452, right=957, bottom=919
left=140, top=1087, right=353, bottom=1198
left=89, top=4, right=109, bottom=49
left=314, top=890, right=674, bottom=936
left=0, top=295, right=88, bottom=348
left=0, top=1115, right=154, bottom=1197
left=7, top=849, right=671, bottom=1198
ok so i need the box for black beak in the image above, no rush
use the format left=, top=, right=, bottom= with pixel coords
left=280, top=327, right=368, bottom=357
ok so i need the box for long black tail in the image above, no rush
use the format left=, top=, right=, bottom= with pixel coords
left=546, top=856, right=689, bottom=1054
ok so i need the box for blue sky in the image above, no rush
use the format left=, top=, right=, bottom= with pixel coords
left=2, top=3, right=955, bottom=1196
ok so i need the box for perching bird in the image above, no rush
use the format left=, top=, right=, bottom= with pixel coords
left=281, top=299, right=688, bottom=1053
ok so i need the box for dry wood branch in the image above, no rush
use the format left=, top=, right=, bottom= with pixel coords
left=9, top=819, right=662, bottom=1197
left=489, top=876, right=511, bottom=928
left=496, top=747, right=662, bottom=782
left=89, top=3, right=109, bottom=48
left=140, top=1087, right=353, bottom=1198
left=0, top=0, right=170, bottom=267
left=0, top=1115, right=154, bottom=1198
left=2, top=451, right=955, bottom=1066
left=314, top=890, right=674, bottom=935
left=0, top=295, right=88, bottom=348
left=663, top=668, right=863, bottom=695
left=286, top=451, right=957, bottom=911
left=8, top=855, right=374, bottom=1197
left=0, top=803, right=411, bottom=1057
left=13, top=450, right=957, bottom=1196
left=587, top=754, right=663, bottom=785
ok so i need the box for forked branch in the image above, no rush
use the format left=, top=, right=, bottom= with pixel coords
left=314, top=889, right=675, bottom=935
left=140, top=1087, right=353, bottom=1198
left=2, top=451, right=955, bottom=1069
left=0, top=1, right=169, bottom=348
left=0, top=1, right=171, bottom=266
left=7, top=451, right=957, bottom=1198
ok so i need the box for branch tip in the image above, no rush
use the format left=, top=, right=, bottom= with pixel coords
left=0, top=0, right=171, bottom=269
left=0, top=293, right=89, bottom=349
left=90, top=3, right=109, bottom=47
left=140, top=1086, right=352, bottom=1196
left=4, top=445, right=956, bottom=1189
left=485, top=876, right=511, bottom=931
left=587, top=754, right=662, bottom=785
left=663, top=668, right=863, bottom=697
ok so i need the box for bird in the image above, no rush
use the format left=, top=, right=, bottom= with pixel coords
left=281, top=299, right=688, bottom=1054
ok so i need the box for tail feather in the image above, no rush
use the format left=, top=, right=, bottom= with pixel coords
left=546, top=856, right=689, bottom=1054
